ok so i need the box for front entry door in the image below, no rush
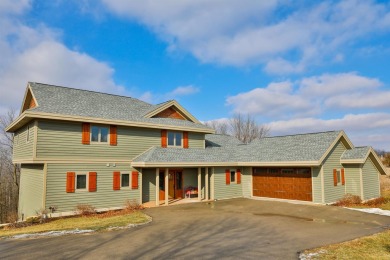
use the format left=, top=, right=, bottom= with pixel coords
left=168, top=170, right=183, bottom=199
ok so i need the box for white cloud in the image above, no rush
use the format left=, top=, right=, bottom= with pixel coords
left=170, top=85, right=199, bottom=96
left=268, top=113, right=390, bottom=150
left=101, top=0, right=390, bottom=73
left=0, top=0, right=31, bottom=15
left=0, top=2, right=125, bottom=114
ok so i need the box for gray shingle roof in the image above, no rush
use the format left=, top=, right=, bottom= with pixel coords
left=28, top=82, right=212, bottom=131
left=133, top=131, right=342, bottom=164
left=205, top=134, right=244, bottom=147
left=341, top=146, right=370, bottom=160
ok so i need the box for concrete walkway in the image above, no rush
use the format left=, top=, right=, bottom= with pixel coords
left=1, top=198, right=390, bottom=259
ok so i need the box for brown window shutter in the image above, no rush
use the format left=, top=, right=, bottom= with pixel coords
left=110, top=125, right=117, bottom=146
left=161, top=130, right=167, bottom=148
left=132, top=171, right=139, bottom=189
left=237, top=169, right=241, bottom=184
left=89, top=172, right=97, bottom=192
left=341, top=168, right=345, bottom=186
left=333, top=169, right=337, bottom=186
left=82, top=123, right=90, bottom=145
left=66, top=172, right=75, bottom=193
left=183, top=131, right=189, bottom=149
left=225, top=169, right=230, bottom=185
left=113, top=171, right=121, bottom=190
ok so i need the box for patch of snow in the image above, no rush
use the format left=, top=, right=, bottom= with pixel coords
left=10, top=229, right=95, bottom=239
left=299, top=249, right=327, bottom=260
left=345, top=207, right=390, bottom=216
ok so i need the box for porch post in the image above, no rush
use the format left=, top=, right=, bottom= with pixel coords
left=198, top=167, right=202, bottom=201
left=210, top=167, right=215, bottom=200
left=165, top=168, right=169, bottom=205
left=155, top=168, right=160, bottom=206
left=205, top=167, right=209, bottom=200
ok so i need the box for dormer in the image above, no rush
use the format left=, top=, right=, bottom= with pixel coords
left=144, top=100, right=200, bottom=123
left=20, top=83, right=38, bottom=113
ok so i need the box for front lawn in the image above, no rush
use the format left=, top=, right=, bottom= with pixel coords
left=0, top=211, right=150, bottom=238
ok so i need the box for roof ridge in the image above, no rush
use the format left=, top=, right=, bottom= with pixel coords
left=29, top=82, right=153, bottom=105
left=264, top=130, right=341, bottom=139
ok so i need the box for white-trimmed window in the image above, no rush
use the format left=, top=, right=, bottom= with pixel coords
left=333, top=168, right=345, bottom=186
left=167, top=131, right=182, bottom=147
left=335, top=169, right=341, bottom=185
left=76, top=173, right=88, bottom=191
left=121, top=173, right=130, bottom=188
left=230, top=170, right=236, bottom=183
left=91, top=125, right=109, bottom=143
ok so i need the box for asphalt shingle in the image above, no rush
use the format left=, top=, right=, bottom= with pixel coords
left=341, top=146, right=370, bottom=160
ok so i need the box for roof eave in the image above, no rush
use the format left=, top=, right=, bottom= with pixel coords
left=131, top=161, right=320, bottom=168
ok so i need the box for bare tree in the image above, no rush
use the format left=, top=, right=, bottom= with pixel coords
left=205, top=114, right=270, bottom=143
left=0, top=108, right=20, bottom=223
left=230, top=113, right=270, bottom=144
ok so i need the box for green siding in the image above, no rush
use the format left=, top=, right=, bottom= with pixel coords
left=142, top=169, right=156, bottom=203
left=13, top=122, right=35, bottom=161
left=362, top=156, right=380, bottom=200
left=344, top=164, right=361, bottom=197
left=242, top=167, right=252, bottom=198
left=214, top=167, right=243, bottom=200
left=323, top=141, right=347, bottom=203
left=311, top=166, right=322, bottom=203
left=19, top=164, right=44, bottom=219
left=188, top=132, right=205, bottom=149
left=45, top=163, right=140, bottom=213
left=37, top=120, right=160, bottom=160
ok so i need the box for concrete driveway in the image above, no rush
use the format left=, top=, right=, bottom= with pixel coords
left=1, top=198, right=390, bottom=259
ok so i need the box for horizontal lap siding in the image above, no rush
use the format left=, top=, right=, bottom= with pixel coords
left=323, top=141, right=347, bottom=203
left=188, top=133, right=205, bottom=148
left=45, top=163, right=140, bottom=212
left=362, top=156, right=380, bottom=200
left=242, top=167, right=252, bottom=198
left=37, top=120, right=160, bottom=160
left=311, top=166, right=322, bottom=203
left=142, top=169, right=156, bottom=203
left=19, top=164, right=44, bottom=218
left=214, top=167, right=242, bottom=200
left=344, top=164, right=361, bottom=197
left=14, top=122, right=35, bottom=160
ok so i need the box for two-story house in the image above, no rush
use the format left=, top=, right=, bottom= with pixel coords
left=6, top=82, right=388, bottom=219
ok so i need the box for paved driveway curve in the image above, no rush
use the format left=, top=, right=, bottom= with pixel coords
left=1, top=198, right=390, bottom=259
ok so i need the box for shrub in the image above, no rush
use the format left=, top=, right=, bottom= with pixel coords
left=75, top=204, right=96, bottom=216
left=363, top=197, right=388, bottom=207
left=333, top=194, right=362, bottom=207
left=124, top=200, right=144, bottom=212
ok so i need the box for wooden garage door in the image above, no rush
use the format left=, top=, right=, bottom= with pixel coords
left=252, top=168, right=312, bottom=201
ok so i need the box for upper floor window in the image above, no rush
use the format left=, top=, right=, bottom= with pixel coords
left=167, top=131, right=182, bottom=147
left=91, top=125, right=109, bottom=143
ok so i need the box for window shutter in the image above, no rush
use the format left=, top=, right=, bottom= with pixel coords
left=132, top=171, right=139, bottom=189
left=183, top=131, right=189, bottom=149
left=82, top=123, right=90, bottom=145
left=113, top=171, right=121, bottom=190
left=110, top=125, right=117, bottom=146
left=89, top=172, right=97, bottom=192
left=341, top=168, right=345, bottom=186
left=225, top=169, right=230, bottom=185
left=333, top=169, right=337, bottom=186
left=161, top=130, right=167, bottom=148
left=237, top=169, right=241, bottom=184
left=66, top=172, right=75, bottom=193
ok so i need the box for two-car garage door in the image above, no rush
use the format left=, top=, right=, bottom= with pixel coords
left=252, top=167, right=312, bottom=201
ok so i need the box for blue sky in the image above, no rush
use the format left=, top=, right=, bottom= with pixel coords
left=1, top=0, right=390, bottom=150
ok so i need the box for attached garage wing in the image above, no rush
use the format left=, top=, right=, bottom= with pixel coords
left=253, top=168, right=312, bottom=202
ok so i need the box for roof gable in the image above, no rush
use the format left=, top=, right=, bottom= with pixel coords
left=143, top=100, right=200, bottom=123
left=20, top=83, right=38, bottom=113
left=341, top=147, right=387, bottom=175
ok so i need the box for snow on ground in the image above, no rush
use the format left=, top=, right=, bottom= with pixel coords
left=345, top=207, right=390, bottom=216
left=10, top=229, right=95, bottom=239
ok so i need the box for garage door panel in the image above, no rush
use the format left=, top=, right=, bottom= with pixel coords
left=253, top=167, right=312, bottom=201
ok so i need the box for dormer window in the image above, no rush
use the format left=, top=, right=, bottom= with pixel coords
left=91, top=125, right=109, bottom=143
left=168, top=131, right=182, bottom=147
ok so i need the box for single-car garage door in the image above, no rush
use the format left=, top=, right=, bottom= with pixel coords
left=252, top=168, right=312, bottom=201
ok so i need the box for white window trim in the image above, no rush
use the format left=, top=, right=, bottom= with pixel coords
left=167, top=131, right=183, bottom=148
left=120, top=172, right=131, bottom=189
left=76, top=172, right=89, bottom=192
left=90, top=125, right=110, bottom=144
left=230, top=170, right=237, bottom=184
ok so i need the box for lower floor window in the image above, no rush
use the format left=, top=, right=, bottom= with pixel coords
left=230, top=170, right=236, bottom=183
left=76, top=174, right=87, bottom=190
left=121, top=173, right=130, bottom=187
